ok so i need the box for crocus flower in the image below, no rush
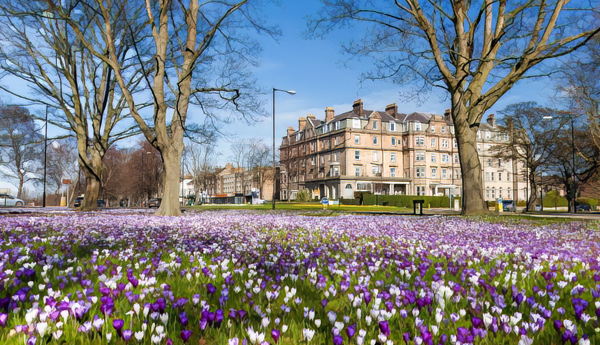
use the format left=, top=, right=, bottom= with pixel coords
left=0, top=313, right=7, bottom=327
left=113, top=319, right=124, bottom=334
left=271, top=329, right=280, bottom=343
left=180, top=330, right=192, bottom=343
left=379, top=321, right=390, bottom=337
left=333, top=334, right=344, bottom=345
left=122, top=329, right=132, bottom=341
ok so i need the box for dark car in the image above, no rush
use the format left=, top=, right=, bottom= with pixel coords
left=576, top=204, right=592, bottom=212
left=502, top=200, right=516, bottom=212
left=73, top=196, right=84, bottom=207
left=148, top=198, right=162, bottom=208
left=97, top=199, right=106, bottom=208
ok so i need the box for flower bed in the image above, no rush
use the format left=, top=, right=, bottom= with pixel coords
left=0, top=212, right=599, bottom=344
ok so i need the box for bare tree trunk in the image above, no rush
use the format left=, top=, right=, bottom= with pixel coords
left=454, top=106, right=488, bottom=215
left=156, top=148, right=182, bottom=216
left=79, top=151, right=102, bottom=211
left=17, top=172, right=24, bottom=200
left=526, top=171, right=538, bottom=212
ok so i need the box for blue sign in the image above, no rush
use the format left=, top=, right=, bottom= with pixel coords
left=321, top=198, right=329, bottom=205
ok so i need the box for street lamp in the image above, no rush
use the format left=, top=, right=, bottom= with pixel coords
left=43, top=105, right=48, bottom=208
left=543, top=114, right=576, bottom=213
left=272, top=88, right=296, bottom=210
left=141, top=151, right=152, bottom=206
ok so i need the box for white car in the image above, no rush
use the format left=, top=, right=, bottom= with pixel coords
left=0, top=194, right=25, bottom=207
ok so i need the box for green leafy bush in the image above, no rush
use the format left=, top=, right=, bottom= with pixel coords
left=295, top=189, right=311, bottom=202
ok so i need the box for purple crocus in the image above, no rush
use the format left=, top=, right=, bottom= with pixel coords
left=333, top=334, right=344, bottom=345
left=180, top=330, right=192, bottom=343
left=456, top=327, right=474, bottom=343
left=403, top=332, right=411, bottom=344
left=122, top=329, right=133, bottom=341
left=271, top=329, right=280, bottom=343
left=379, top=321, right=390, bottom=337
left=345, top=323, right=356, bottom=339
left=27, top=336, right=36, bottom=345
left=113, top=319, right=124, bottom=334
left=207, top=283, right=217, bottom=295
left=0, top=313, right=7, bottom=327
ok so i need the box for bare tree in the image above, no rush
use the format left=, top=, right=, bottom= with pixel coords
left=184, top=140, right=216, bottom=204
left=0, top=105, right=43, bottom=199
left=55, top=0, right=272, bottom=215
left=308, top=0, right=600, bottom=214
left=46, top=138, right=78, bottom=203
left=0, top=2, right=146, bottom=210
left=246, top=140, right=272, bottom=200
left=492, top=102, right=564, bottom=211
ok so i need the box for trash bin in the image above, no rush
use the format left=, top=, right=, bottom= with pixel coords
left=454, top=199, right=460, bottom=211
left=413, top=199, right=424, bottom=215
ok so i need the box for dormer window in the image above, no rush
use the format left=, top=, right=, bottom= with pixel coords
left=390, top=122, right=396, bottom=131
left=414, top=122, right=422, bottom=131
left=372, top=120, right=378, bottom=130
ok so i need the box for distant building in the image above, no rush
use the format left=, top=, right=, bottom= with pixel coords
left=279, top=99, right=529, bottom=202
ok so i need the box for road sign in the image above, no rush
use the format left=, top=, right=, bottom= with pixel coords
left=62, top=179, right=72, bottom=185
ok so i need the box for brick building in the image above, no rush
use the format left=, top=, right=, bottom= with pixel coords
left=279, top=99, right=529, bottom=202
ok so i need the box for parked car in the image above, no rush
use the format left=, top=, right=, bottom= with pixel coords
left=0, top=193, right=24, bottom=207
left=502, top=200, right=516, bottom=212
left=148, top=198, right=162, bottom=208
left=73, top=197, right=106, bottom=208
left=73, top=196, right=84, bottom=207
left=576, top=204, right=592, bottom=212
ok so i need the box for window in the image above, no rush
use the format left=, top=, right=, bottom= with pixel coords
left=504, top=133, right=509, bottom=141
left=345, top=184, right=352, bottom=189
left=415, top=167, right=426, bottom=178
left=355, top=167, right=361, bottom=176
left=488, top=158, right=492, bottom=167
left=431, top=154, right=437, bottom=163
left=477, top=131, right=481, bottom=139
left=499, top=187, right=503, bottom=198
left=372, top=165, right=379, bottom=175
left=491, top=187, right=496, bottom=199
left=391, top=153, right=396, bottom=162
left=431, top=126, right=436, bottom=133
left=431, top=168, right=437, bottom=178
left=373, top=152, right=379, bottom=162
left=485, top=131, right=491, bottom=139
left=414, top=123, right=422, bottom=131
left=391, top=137, right=396, bottom=146
left=508, top=188, right=511, bottom=198
left=335, top=121, right=340, bottom=130
left=431, top=138, right=436, bottom=147
left=455, top=169, right=461, bottom=179
left=390, top=122, right=396, bottom=131
left=486, top=187, right=490, bottom=199
left=442, top=169, right=448, bottom=179
left=453, top=153, right=459, bottom=164
left=498, top=159, right=502, bottom=167
left=491, top=172, right=495, bottom=181
left=373, top=136, right=378, bottom=145
left=416, top=152, right=425, bottom=162
left=442, top=139, right=449, bottom=148
left=453, top=139, right=457, bottom=148
left=372, top=120, right=378, bottom=130
left=355, top=135, right=360, bottom=145
left=310, top=142, right=315, bottom=152
left=441, top=154, right=449, bottom=163
left=334, top=137, right=339, bottom=146
left=357, top=183, right=371, bottom=190
left=499, top=173, right=502, bottom=181
left=311, top=157, right=315, bottom=165
left=442, top=126, right=446, bottom=134
left=415, top=137, right=425, bottom=146
left=355, top=151, right=360, bottom=160
left=485, top=172, right=490, bottom=181
left=507, top=173, right=510, bottom=181
left=416, top=185, right=426, bottom=196
left=353, top=119, right=361, bottom=128
left=390, top=168, right=396, bottom=177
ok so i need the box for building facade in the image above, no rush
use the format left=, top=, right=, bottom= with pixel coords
left=279, top=99, right=529, bottom=202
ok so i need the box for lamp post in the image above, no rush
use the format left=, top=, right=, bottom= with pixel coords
left=43, top=105, right=48, bottom=208
left=272, top=88, right=296, bottom=210
left=543, top=114, right=576, bottom=213
left=141, top=151, right=151, bottom=206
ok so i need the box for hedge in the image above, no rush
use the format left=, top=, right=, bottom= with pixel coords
left=341, top=193, right=455, bottom=208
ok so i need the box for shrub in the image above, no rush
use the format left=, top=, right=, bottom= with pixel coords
left=296, top=189, right=311, bottom=202
left=341, top=194, right=452, bottom=208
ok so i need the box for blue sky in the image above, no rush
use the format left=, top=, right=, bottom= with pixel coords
left=0, top=0, right=559, bottom=194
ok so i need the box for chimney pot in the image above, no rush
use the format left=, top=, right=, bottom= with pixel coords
left=353, top=99, right=364, bottom=116
left=325, top=107, right=335, bottom=122
left=385, top=103, right=398, bottom=118
left=298, top=117, right=307, bottom=131
left=487, top=114, right=496, bottom=127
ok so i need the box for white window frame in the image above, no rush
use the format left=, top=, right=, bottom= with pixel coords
left=431, top=168, right=437, bottom=178
left=391, top=153, right=396, bottom=163
left=355, top=135, right=360, bottom=145
left=355, top=151, right=360, bottom=160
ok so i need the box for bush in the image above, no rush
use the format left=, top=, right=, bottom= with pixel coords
left=543, top=191, right=569, bottom=207
left=576, top=197, right=598, bottom=208
left=341, top=193, right=452, bottom=208
left=296, top=189, right=311, bottom=202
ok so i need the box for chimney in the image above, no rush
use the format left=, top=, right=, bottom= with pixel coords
left=353, top=99, right=363, bottom=116
left=307, top=114, right=316, bottom=120
left=325, top=107, right=335, bottom=122
left=385, top=103, right=398, bottom=118
left=444, top=108, right=451, bottom=121
left=298, top=117, right=307, bottom=131
left=487, top=114, right=496, bottom=127
left=287, top=126, right=295, bottom=136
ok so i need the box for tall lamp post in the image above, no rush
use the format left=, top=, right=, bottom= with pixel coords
left=272, top=88, right=296, bottom=210
left=43, top=105, right=48, bottom=208
left=141, top=151, right=152, bottom=206
left=543, top=114, right=576, bottom=213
